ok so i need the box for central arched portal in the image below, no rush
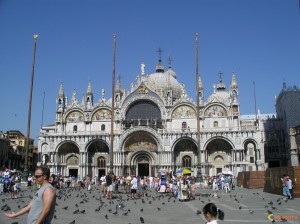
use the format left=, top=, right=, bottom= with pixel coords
left=124, top=131, right=157, bottom=176
left=136, top=153, right=150, bottom=177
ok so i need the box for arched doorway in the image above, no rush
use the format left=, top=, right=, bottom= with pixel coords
left=57, top=141, right=80, bottom=176
left=205, top=138, right=232, bottom=176
left=124, top=131, right=158, bottom=176
left=173, top=138, right=197, bottom=172
left=137, top=155, right=150, bottom=177
left=86, top=140, right=109, bottom=177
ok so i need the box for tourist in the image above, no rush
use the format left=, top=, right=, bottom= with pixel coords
left=202, top=203, right=225, bottom=224
left=106, top=172, right=113, bottom=199
left=4, top=165, right=56, bottom=224
left=130, top=175, right=138, bottom=199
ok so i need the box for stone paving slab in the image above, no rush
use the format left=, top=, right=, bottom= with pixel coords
left=0, top=186, right=299, bottom=224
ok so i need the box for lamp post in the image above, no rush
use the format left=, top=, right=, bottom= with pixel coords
left=24, top=34, right=38, bottom=177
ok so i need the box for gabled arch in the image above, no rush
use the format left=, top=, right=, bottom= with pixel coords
left=64, top=109, right=85, bottom=122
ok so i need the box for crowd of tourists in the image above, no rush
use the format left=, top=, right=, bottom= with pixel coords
left=0, top=168, right=22, bottom=199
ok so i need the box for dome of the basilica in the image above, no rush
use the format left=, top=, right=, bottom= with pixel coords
left=144, top=70, right=183, bottom=99
left=207, top=90, right=230, bottom=105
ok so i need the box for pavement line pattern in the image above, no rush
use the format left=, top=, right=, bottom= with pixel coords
left=223, top=219, right=271, bottom=223
left=184, top=202, right=206, bottom=222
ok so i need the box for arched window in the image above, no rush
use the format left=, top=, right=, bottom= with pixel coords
left=73, top=125, right=77, bottom=132
left=101, top=124, right=105, bottom=131
left=182, top=155, right=191, bottom=168
left=182, top=122, right=187, bottom=130
left=97, top=156, right=106, bottom=168
left=213, top=121, right=218, bottom=128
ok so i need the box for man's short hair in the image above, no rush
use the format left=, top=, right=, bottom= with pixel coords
left=36, top=165, right=50, bottom=180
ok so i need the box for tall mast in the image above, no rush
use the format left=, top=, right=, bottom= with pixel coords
left=25, top=34, right=38, bottom=176
left=196, top=32, right=201, bottom=176
left=110, top=33, right=116, bottom=173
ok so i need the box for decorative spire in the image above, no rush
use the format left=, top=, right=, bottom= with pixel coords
left=216, top=71, right=226, bottom=91
left=87, top=81, right=93, bottom=95
left=282, top=79, right=286, bottom=90
left=101, top=88, right=105, bottom=101
left=141, top=62, right=145, bottom=75
left=230, top=72, right=238, bottom=89
left=58, top=82, right=64, bottom=97
left=198, top=76, right=203, bottom=90
left=116, top=74, right=121, bottom=92
left=155, top=47, right=164, bottom=73
left=71, top=89, right=78, bottom=104
left=81, top=94, right=85, bottom=107
left=167, top=54, right=172, bottom=69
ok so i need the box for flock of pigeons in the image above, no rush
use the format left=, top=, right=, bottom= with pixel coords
left=0, top=185, right=294, bottom=224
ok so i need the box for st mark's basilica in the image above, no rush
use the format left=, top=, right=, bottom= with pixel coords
left=38, top=54, right=267, bottom=178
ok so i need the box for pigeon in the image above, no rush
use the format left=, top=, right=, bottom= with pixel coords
left=196, top=210, right=202, bottom=215
left=112, top=210, right=118, bottom=215
left=140, top=208, right=143, bottom=212
left=80, top=209, right=85, bottom=213
left=1, top=204, right=7, bottom=210
left=3, top=205, right=11, bottom=211
left=62, top=206, right=68, bottom=210
left=267, top=210, right=273, bottom=215
left=73, top=209, right=79, bottom=214
left=157, top=207, right=161, bottom=211
left=122, top=210, right=129, bottom=216
left=239, top=206, right=242, bottom=210
left=140, top=217, right=145, bottom=223
left=105, top=214, right=109, bottom=219
left=249, top=210, right=254, bottom=214
left=68, top=220, right=75, bottom=224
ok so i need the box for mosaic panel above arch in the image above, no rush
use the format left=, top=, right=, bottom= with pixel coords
left=66, top=111, right=84, bottom=122
left=92, top=109, right=112, bottom=121
left=171, top=105, right=196, bottom=119
left=204, top=105, right=227, bottom=117
left=125, top=133, right=158, bottom=152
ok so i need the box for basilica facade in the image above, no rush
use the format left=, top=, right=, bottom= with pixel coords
left=38, top=58, right=267, bottom=178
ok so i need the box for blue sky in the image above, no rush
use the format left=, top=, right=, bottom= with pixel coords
left=0, top=0, right=299, bottom=143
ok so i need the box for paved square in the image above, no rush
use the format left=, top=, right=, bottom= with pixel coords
left=0, top=186, right=299, bottom=224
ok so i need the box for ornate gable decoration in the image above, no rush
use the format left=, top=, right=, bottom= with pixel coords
left=172, top=105, right=196, bottom=119
left=204, top=105, right=227, bottom=117
left=138, top=84, right=148, bottom=94
left=92, top=109, right=112, bottom=121
left=66, top=111, right=84, bottom=123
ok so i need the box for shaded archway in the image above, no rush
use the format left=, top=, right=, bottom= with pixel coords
left=57, top=141, right=80, bottom=163
left=57, top=141, right=80, bottom=176
left=173, top=138, right=197, bottom=171
left=205, top=138, right=232, bottom=175
left=244, top=139, right=258, bottom=171
left=86, top=140, right=109, bottom=177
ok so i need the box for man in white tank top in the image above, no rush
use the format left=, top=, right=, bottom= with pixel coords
left=4, top=166, right=56, bottom=224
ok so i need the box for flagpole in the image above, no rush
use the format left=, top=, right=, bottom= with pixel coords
left=110, top=33, right=116, bottom=173
left=24, top=34, right=38, bottom=176
left=195, top=32, right=202, bottom=177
